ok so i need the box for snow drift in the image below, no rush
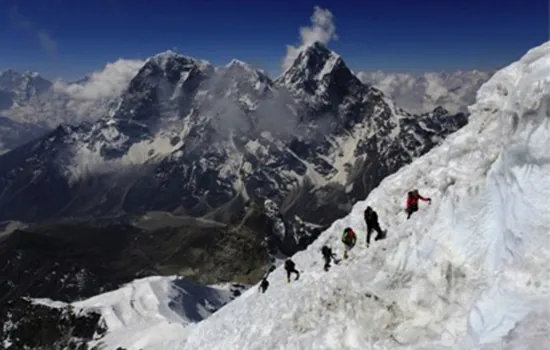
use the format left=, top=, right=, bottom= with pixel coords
left=170, top=42, right=550, bottom=349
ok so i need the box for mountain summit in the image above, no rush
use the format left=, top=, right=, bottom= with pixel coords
left=276, top=42, right=366, bottom=112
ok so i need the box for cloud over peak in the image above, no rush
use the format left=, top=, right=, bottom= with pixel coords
left=281, top=6, right=338, bottom=72
left=54, top=59, right=145, bottom=101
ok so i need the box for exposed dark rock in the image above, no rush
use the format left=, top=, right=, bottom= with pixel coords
left=0, top=298, right=106, bottom=350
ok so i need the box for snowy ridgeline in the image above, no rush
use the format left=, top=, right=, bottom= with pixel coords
left=28, top=41, right=550, bottom=349
left=27, top=276, right=247, bottom=349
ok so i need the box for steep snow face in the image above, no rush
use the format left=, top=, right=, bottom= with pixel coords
left=30, top=276, right=247, bottom=350
left=167, top=42, right=550, bottom=349
left=357, top=70, right=493, bottom=115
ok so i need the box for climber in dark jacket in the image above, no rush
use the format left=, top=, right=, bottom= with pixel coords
left=341, top=227, right=357, bottom=259
left=406, top=190, right=431, bottom=219
left=364, top=206, right=385, bottom=247
left=284, top=258, right=300, bottom=283
left=258, top=278, right=269, bottom=293
left=321, top=245, right=337, bottom=271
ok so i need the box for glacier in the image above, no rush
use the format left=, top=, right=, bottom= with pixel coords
left=55, top=41, right=550, bottom=349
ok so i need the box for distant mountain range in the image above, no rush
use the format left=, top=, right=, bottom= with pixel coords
left=0, top=63, right=489, bottom=155
left=0, top=59, right=144, bottom=152
left=0, top=42, right=468, bottom=226
left=357, top=70, right=493, bottom=115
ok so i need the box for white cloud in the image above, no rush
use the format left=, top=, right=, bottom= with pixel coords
left=357, top=70, right=493, bottom=114
left=37, top=31, right=58, bottom=54
left=54, top=59, right=145, bottom=101
left=44, top=59, right=146, bottom=124
left=9, top=6, right=58, bottom=55
left=281, top=6, right=338, bottom=72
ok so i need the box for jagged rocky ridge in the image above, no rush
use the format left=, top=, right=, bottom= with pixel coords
left=0, top=42, right=467, bottom=226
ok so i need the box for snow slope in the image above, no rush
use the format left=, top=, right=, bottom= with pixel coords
left=164, top=42, right=549, bottom=349
left=31, top=276, right=247, bottom=350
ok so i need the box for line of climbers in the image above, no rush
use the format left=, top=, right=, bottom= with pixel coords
left=259, top=189, right=431, bottom=293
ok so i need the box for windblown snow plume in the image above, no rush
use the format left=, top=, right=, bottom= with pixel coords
left=55, top=59, right=145, bottom=101
left=282, top=6, right=338, bottom=71
left=105, top=42, right=550, bottom=349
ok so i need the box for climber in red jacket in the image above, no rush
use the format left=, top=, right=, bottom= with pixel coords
left=406, top=189, right=431, bottom=219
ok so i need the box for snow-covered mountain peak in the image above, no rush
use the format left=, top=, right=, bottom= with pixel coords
left=145, top=50, right=214, bottom=77
left=19, top=70, right=42, bottom=80
left=108, top=52, right=214, bottom=125
left=276, top=41, right=346, bottom=89
left=221, top=59, right=269, bottom=81
left=148, top=49, right=179, bottom=63
left=274, top=41, right=368, bottom=112
left=0, top=68, right=52, bottom=96
left=303, top=40, right=341, bottom=61
left=206, top=59, right=272, bottom=104
left=0, top=68, right=43, bottom=82
left=145, top=51, right=214, bottom=76
left=225, top=58, right=250, bottom=69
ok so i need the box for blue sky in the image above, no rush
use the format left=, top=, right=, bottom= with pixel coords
left=1, top=0, right=548, bottom=80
